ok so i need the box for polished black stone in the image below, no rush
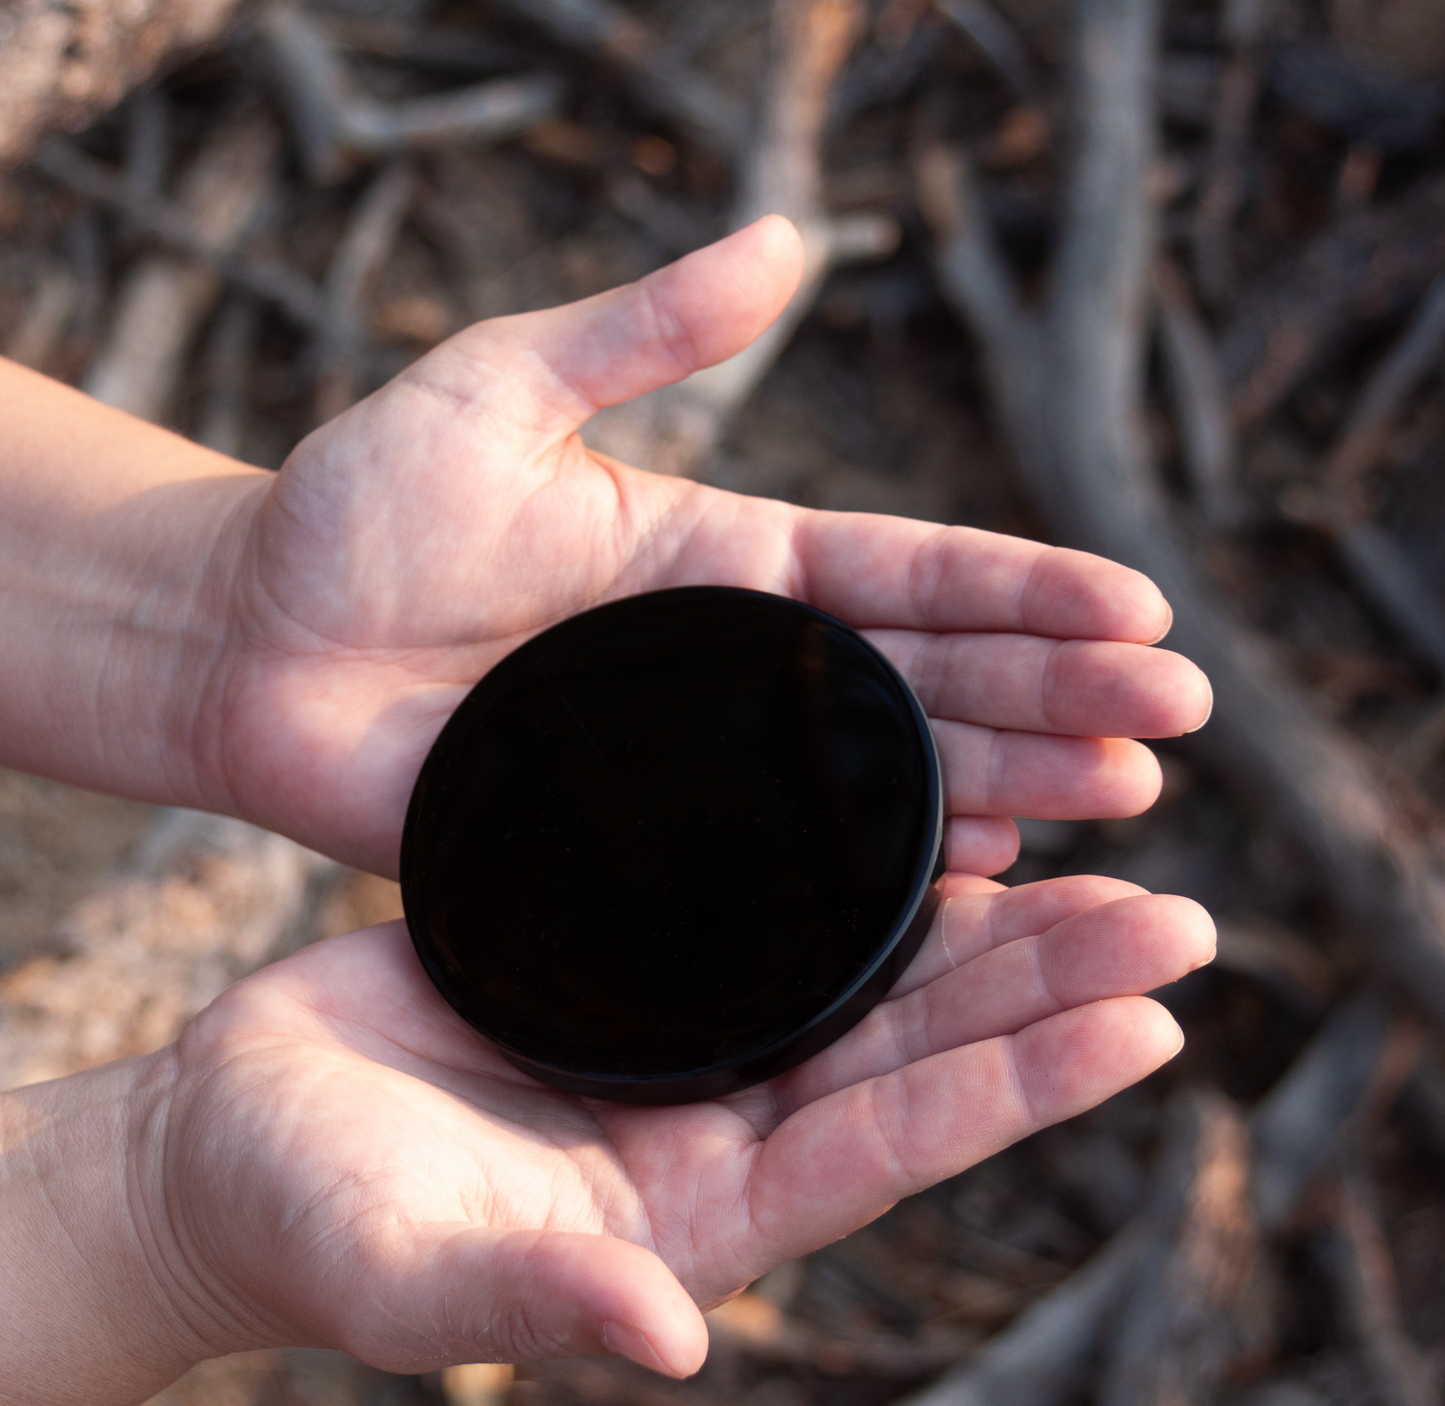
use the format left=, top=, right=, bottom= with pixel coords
left=401, top=586, right=942, bottom=1103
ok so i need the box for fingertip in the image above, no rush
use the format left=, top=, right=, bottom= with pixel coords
left=1146, top=599, right=1175, bottom=645
left=944, top=815, right=1021, bottom=876
left=1125, top=995, right=1186, bottom=1062
left=1027, top=549, right=1175, bottom=643
left=603, top=1314, right=708, bottom=1380
left=590, top=1241, right=707, bottom=1378
left=1184, top=674, right=1214, bottom=733
left=649, top=216, right=806, bottom=370
left=1093, top=737, right=1164, bottom=817
left=1160, top=893, right=1218, bottom=970
left=741, top=213, right=807, bottom=276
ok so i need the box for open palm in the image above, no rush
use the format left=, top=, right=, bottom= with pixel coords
left=160, top=872, right=1211, bottom=1378
left=202, top=217, right=1210, bottom=876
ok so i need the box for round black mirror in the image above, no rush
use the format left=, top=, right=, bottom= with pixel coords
left=401, top=586, right=943, bottom=1103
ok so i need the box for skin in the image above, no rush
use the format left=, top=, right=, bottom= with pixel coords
left=0, top=217, right=1215, bottom=1405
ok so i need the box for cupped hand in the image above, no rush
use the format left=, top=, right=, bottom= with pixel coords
left=205, top=215, right=1210, bottom=876
left=153, top=875, right=1212, bottom=1378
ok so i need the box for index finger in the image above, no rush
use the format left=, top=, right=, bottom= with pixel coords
left=789, top=512, right=1172, bottom=642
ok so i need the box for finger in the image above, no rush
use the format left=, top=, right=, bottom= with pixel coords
left=934, top=720, right=1162, bottom=818
left=337, top=1226, right=708, bottom=1379
left=406, top=217, right=804, bottom=439
left=789, top=512, right=1173, bottom=642
left=944, top=816, right=1020, bottom=876
left=871, top=632, right=1213, bottom=738
left=744, top=998, right=1183, bottom=1264
left=783, top=895, right=1213, bottom=1114
left=890, top=874, right=1151, bottom=999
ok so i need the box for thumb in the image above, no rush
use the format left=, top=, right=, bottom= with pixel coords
left=336, top=1226, right=710, bottom=1379
left=402, top=215, right=805, bottom=441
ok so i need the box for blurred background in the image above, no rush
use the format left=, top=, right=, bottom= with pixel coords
left=2, top=0, right=1445, bottom=1402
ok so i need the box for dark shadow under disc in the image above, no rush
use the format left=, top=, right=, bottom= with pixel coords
left=401, top=586, right=942, bottom=1103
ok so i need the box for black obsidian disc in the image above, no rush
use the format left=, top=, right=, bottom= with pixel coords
left=401, top=586, right=943, bottom=1104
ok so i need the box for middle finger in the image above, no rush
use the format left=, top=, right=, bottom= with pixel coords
left=868, top=630, right=1212, bottom=739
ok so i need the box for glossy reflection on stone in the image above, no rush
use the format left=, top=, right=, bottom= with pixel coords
left=401, top=586, right=942, bottom=1103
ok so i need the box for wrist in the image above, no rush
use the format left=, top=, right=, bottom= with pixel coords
left=0, top=357, right=270, bottom=814
left=0, top=1049, right=260, bottom=1406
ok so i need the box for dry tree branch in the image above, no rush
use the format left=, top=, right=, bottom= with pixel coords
left=1269, top=271, right=1445, bottom=678
left=1190, top=0, right=1265, bottom=307
left=314, top=158, right=417, bottom=422
left=83, top=108, right=279, bottom=422
left=1, top=263, right=79, bottom=370
left=0, top=809, right=336, bottom=1090
left=896, top=992, right=1405, bottom=1406
left=1248, top=989, right=1411, bottom=1233
left=1323, top=1161, right=1438, bottom=1406
left=894, top=1218, right=1155, bottom=1406
left=920, top=0, right=1445, bottom=1023
left=1322, top=273, right=1445, bottom=502
left=197, top=294, right=261, bottom=456
left=1327, top=523, right=1445, bottom=679
left=1154, top=255, right=1244, bottom=528
left=582, top=0, right=898, bottom=478
left=34, top=138, right=327, bottom=330
left=483, top=0, right=744, bottom=160
left=0, top=0, right=251, bottom=169
left=256, top=4, right=564, bottom=186
left=1097, top=1091, right=1269, bottom=1406
left=933, top=0, right=1041, bottom=104
left=1221, top=174, right=1445, bottom=434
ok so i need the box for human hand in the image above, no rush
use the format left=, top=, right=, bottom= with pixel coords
left=198, top=215, right=1210, bottom=875
left=128, top=874, right=1209, bottom=1381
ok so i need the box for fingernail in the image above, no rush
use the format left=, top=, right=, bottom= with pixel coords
left=1184, top=679, right=1214, bottom=734
left=603, top=1321, right=675, bottom=1377
left=1169, top=1027, right=1186, bottom=1058
left=1147, top=601, right=1174, bottom=645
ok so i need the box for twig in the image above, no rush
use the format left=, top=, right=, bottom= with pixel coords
left=896, top=990, right=1408, bottom=1406
left=1249, top=990, right=1410, bottom=1234
left=1154, top=254, right=1245, bottom=527
left=921, top=0, right=1445, bottom=1024
left=1190, top=0, right=1265, bottom=307
left=123, top=88, right=170, bottom=206
left=1, top=264, right=79, bottom=371
left=707, top=1291, right=977, bottom=1375
left=83, top=109, right=279, bottom=422
left=1221, top=173, right=1445, bottom=432
left=35, top=139, right=327, bottom=330
left=314, top=159, right=417, bottom=422
left=257, top=5, right=564, bottom=186
left=0, top=810, right=337, bottom=1090
left=439, top=1363, right=513, bottom=1406
left=484, top=0, right=744, bottom=160
left=198, top=294, right=262, bottom=457
left=933, top=0, right=1041, bottom=104
left=1323, top=272, right=1445, bottom=504
left=0, top=0, right=251, bottom=168
left=1098, top=1090, right=1268, bottom=1406
left=1331, top=522, right=1445, bottom=679
left=1323, top=1161, right=1437, bottom=1406
left=605, top=172, right=716, bottom=257
left=1393, top=701, right=1445, bottom=778
left=894, top=1218, right=1154, bottom=1406
left=1257, top=269, right=1445, bottom=677
left=584, top=0, right=899, bottom=478
left=1398, top=1054, right=1445, bottom=1164
left=1212, top=916, right=1339, bottom=1015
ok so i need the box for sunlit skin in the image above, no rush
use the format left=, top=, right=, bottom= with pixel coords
left=0, top=217, right=1214, bottom=1406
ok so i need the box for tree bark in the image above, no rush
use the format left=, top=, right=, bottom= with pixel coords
left=0, top=0, right=249, bottom=169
